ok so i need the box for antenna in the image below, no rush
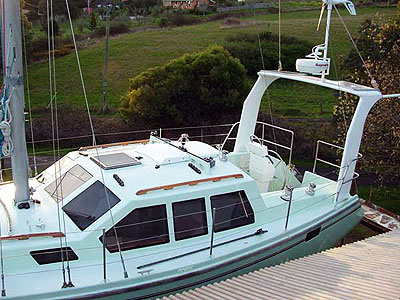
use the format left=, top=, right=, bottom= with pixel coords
left=296, top=0, right=356, bottom=78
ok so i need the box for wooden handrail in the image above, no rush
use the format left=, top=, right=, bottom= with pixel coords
left=136, top=174, right=244, bottom=195
left=0, top=232, right=65, bottom=241
left=79, top=139, right=149, bottom=151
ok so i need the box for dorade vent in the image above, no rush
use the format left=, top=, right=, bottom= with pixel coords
left=30, top=247, right=78, bottom=265
left=45, top=165, right=92, bottom=202
left=63, top=180, right=121, bottom=231
left=90, top=153, right=141, bottom=170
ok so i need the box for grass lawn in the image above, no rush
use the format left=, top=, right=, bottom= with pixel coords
left=358, top=186, right=400, bottom=215
left=26, top=6, right=397, bottom=117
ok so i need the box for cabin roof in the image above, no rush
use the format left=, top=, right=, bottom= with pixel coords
left=0, top=140, right=250, bottom=237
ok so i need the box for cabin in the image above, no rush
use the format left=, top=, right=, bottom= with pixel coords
left=20, top=135, right=267, bottom=267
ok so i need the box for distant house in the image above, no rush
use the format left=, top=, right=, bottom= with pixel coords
left=162, top=0, right=215, bottom=10
left=83, top=7, right=94, bottom=14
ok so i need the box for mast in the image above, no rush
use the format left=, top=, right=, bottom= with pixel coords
left=1, top=0, right=30, bottom=202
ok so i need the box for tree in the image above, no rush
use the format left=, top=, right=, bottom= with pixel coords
left=334, top=18, right=400, bottom=184
left=40, top=15, right=60, bottom=36
left=121, top=46, right=251, bottom=126
left=88, top=12, right=97, bottom=31
left=38, top=0, right=82, bottom=19
left=20, top=0, right=34, bottom=62
left=125, top=0, right=159, bottom=24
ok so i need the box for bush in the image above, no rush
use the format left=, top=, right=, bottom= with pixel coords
left=157, top=17, right=169, bottom=27
left=335, top=18, right=400, bottom=185
left=29, top=36, right=74, bottom=61
left=224, top=31, right=312, bottom=75
left=89, top=22, right=130, bottom=38
left=223, top=17, right=241, bottom=26
left=89, top=13, right=97, bottom=31
left=40, top=16, right=60, bottom=36
left=169, top=14, right=202, bottom=27
left=110, top=22, right=130, bottom=35
left=121, top=46, right=251, bottom=126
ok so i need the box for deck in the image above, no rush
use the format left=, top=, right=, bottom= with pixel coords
left=162, top=229, right=400, bottom=300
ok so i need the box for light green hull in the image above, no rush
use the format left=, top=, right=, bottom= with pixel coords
left=45, top=202, right=362, bottom=300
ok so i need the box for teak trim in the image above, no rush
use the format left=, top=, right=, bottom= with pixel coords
left=0, top=232, right=65, bottom=241
left=136, top=174, right=244, bottom=196
left=79, top=139, right=149, bottom=151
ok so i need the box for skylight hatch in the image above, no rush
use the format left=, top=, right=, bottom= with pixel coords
left=90, top=153, right=141, bottom=170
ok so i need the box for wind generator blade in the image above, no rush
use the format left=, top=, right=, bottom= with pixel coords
left=317, top=3, right=326, bottom=31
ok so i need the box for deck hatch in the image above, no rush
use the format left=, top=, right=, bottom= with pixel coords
left=63, top=180, right=121, bottom=231
left=90, top=153, right=141, bottom=170
left=30, top=247, right=78, bottom=265
left=45, top=165, right=92, bottom=202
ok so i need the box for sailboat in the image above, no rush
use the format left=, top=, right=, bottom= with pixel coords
left=0, top=0, right=397, bottom=299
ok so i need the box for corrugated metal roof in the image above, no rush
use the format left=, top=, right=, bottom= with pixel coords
left=162, top=230, right=400, bottom=300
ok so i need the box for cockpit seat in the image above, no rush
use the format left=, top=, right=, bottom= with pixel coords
left=248, top=141, right=275, bottom=193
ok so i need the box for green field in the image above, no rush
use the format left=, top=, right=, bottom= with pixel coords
left=26, top=6, right=397, bottom=116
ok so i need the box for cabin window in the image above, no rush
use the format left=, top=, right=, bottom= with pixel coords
left=172, top=198, right=208, bottom=241
left=30, top=247, right=78, bottom=265
left=101, top=204, right=169, bottom=253
left=37, top=156, right=74, bottom=184
left=63, top=180, right=121, bottom=231
left=45, top=164, right=92, bottom=202
left=211, top=190, right=255, bottom=232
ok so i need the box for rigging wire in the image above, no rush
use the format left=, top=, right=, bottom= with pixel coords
left=47, top=0, right=74, bottom=287
left=333, top=5, right=379, bottom=89
left=330, top=36, right=349, bottom=134
left=46, top=0, right=68, bottom=288
left=21, top=9, right=37, bottom=176
left=257, top=33, right=265, bottom=70
left=278, top=0, right=282, bottom=71
left=0, top=27, right=15, bottom=159
left=258, top=31, right=279, bottom=155
left=65, top=0, right=129, bottom=279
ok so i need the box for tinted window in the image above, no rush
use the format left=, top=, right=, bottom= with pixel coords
left=63, top=180, right=121, bottom=231
left=173, top=198, right=208, bottom=241
left=30, top=247, right=78, bottom=265
left=45, top=165, right=92, bottom=202
left=101, top=204, right=169, bottom=253
left=211, top=190, right=255, bottom=232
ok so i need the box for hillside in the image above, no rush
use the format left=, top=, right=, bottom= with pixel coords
left=26, top=6, right=397, bottom=116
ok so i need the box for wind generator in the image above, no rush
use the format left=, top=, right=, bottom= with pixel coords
left=296, top=0, right=357, bottom=78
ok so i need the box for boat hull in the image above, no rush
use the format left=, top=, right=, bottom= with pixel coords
left=31, top=200, right=362, bottom=300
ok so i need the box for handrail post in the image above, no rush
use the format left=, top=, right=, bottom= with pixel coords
left=102, top=228, right=107, bottom=282
left=0, top=222, right=5, bottom=297
left=289, top=132, right=294, bottom=167
left=262, top=123, right=265, bottom=146
left=313, top=141, right=320, bottom=173
left=284, top=185, right=294, bottom=231
left=0, top=160, right=3, bottom=183
left=210, top=208, right=216, bottom=256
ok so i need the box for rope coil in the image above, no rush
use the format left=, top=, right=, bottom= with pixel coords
left=0, top=87, right=14, bottom=158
